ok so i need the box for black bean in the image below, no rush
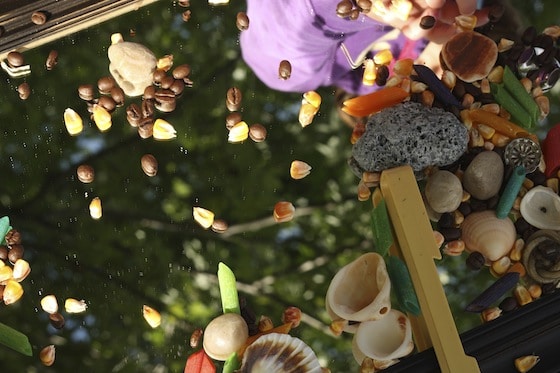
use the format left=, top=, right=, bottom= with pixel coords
left=466, top=251, right=486, bottom=270
left=498, top=296, right=518, bottom=312
left=457, top=202, right=472, bottom=217
left=420, top=15, right=436, bottom=30
left=437, top=213, right=455, bottom=229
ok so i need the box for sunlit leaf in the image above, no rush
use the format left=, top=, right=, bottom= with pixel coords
left=0, top=322, right=32, bottom=356
left=218, top=262, right=240, bottom=314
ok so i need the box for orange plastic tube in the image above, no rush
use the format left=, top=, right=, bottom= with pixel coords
left=341, top=86, right=409, bottom=117
left=469, top=109, right=537, bottom=143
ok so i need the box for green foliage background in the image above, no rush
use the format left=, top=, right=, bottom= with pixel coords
left=0, top=1, right=558, bottom=372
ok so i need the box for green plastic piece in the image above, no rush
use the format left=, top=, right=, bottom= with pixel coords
left=502, top=66, right=540, bottom=125
left=385, top=256, right=421, bottom=316
left=491, top=82, right=534, bottom=129
left=0, top=322, right=32, bottom=356
left=496, top=165, right=526, bottom=219
left=218, top=262, right=240, bottom=314
left=223, top=352, right=240, bottom=373
left=0, top=216, right=10, bottom=245
left=371, top=198, right=393, bottom=257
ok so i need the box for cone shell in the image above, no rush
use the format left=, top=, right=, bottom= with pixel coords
left=461, top=210, right=516, bottom=262
left=352, top=309, right=414, bottom=363
left=326, top=253, right=391, bottom=326
left=238, top=333, right=322, bottom=373
left=520, top=186, right=560, bottom=230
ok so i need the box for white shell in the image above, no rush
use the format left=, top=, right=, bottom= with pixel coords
left=461, top=210, right=516, bottom=262
left=520, top=186, right=560, bottom=230
left=238, top=333, right=322, bottom=373
left=325, top=253, right=391, bottom=327
left=352, top=309, right=414, bottom=363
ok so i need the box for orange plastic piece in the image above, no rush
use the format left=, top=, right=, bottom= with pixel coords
left=469, top=109, right=538, bottom=143
left=341, top=87, right=409, bottom=117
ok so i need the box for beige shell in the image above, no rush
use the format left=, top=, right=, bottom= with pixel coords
left=520, top=186, right=560, bottom=230
left=352, top=309, right=414, bottom=363
left=325, top=253, right=391, bottom=328
left=238, top=333, right=322, bottom=373
left=461, top=210, right=516, bottom=262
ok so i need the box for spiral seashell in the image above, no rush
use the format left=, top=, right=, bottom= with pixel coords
left=522, top=230, right=560, bottom=285
left=238, top=333, right=322, bottom=373
left=351, top=309, right=414, bottom=363
left=325, top=253, right=391, bottom=328
left=519, top=186, right=560, bottom=230
left=461, top=210, right=516, bottom=262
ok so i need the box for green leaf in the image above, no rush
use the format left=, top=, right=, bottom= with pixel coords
left=0, top=216, right=11, bottom=245
left=385, top=256, right=421, bottom=316
left=222, top=352, right=240, bottom=373
left=0, top=322, right=32, bottom=356
left=371, top=199, right=393, bottom=257
left=218, top=262, right=240, bottom=314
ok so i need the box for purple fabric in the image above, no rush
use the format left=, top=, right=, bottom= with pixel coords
left=240, top=0, right=426, bottom=95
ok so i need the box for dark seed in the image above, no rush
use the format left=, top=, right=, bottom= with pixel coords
left=420, top=15, right=436, bottom=30
left=457, top=202, right=472, bottom=217
left=533, top=34, right=554, bottom=49
left=357, top=0, right=372, bottom=13
left=160, top=75, right=175, bottom=90
left=498, top=296, right=518, bottom=312
left=170, top=79, right=185, bottom=96
left=1, top=229, right=16, bottom=245
left=226, top=86, right=242, bottom=112
left=469, top=198, right=487, bottom=212
left=178, top=0, right=190, bottom=6
left=249, top=124, right=267, bottom=142
left=226, top=112, right=242, bottom=130
left=153, top=69, right=167, bottom=85
left=541, top=282, right=557, bottom=295
left=349, top=8, right=360, bottom=20
left=8, top=244, right=24, bottom=264
left=141, top=154, right=158, bottom=177
left=486, top=195, right=500, bottom=210
left=189, top=328, right=203, bottom=348
left=527, top=170, right=546, bottom=186
left=154, top=89, right=176, bottom=112
left=488, top=3, right=505, bottom=22
left=142, top=99, right=155, bottom=118
left=515, top=217, right=530, bottom=235
left=236, top=12, right=249, bottom=31
left=78, top=84, right=95, bottom=101
left=17, top=82, right=30, bottom=100
left=336, top=0, right=353, bottom=17
left=77, top=164, right=95, bottom=183
left=137, top=118, right=154, bottom=139
left=439, top=227, right=461, bottom=242
left=437, top=213, right=455, bottom=229
left=172, top=64, right=191, bottom=80
left=98, top=95, right=116, bottom=112
left=110, top=87, right=125, bottom=106
left=126, top=103, right=142, bottom=127
left=45, top=50, right=58, bottom=70
left=278, top=60, right=292, bottom=80
left=466, top=251, right=486, bottom=270
left=375, top=64, right=389, bottom=86
left=97, top=76, right=116, bottom=95
left=465, top=271, right=520, bottom=312
left=31, top=11, right=48, bottom=25
left=7, top=51, right=24, bottom=68
left=521, top=26, right=537, bottom=45
left=49, top=312, right=66, bottom=329
left=143, top=85, right=156, bottom=100
left=0, top=246, right=8, bottom=260
left=182, top=10, right=191, bottom=22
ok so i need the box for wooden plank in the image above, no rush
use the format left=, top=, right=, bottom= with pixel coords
left=380, top=166, right=480, bottom=373
left=0, top=0, right=160, bottom=59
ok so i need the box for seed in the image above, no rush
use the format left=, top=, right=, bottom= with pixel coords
left=31, top=11, right=48, bottom=25
left=41, top=294, right=59, bottom=314
left=329, top=319, right=347, bottom=336
left=182, top=10, right=191, bottom=21
left=7, top=244, right=24, bottom=264
left=454, top=14, right=477, bottom=31
left=190, top=328, right=203, bottom=348
left=110, top=87, right=125, bottom=106
left=513, top=285, right=532, bottom=306
left=303, top=90, right=321, bottom=109
left=258, top=315, right=274, bottom=332
left=157, top=54, right=174, bottom=72
left=373, top=49, right=393, bottom=66
left=65, top=298, right=87, bottom=313
left=514, top=355, right=540, bottom=372
left=362, top=171, right=380, bottom=187
left=278, top=60, right=292, bottom=80
left=160, top=75, right=175, bottom=90
left=17, top=82, right=30, bottom=100
left=226, top=86, right=242, bottom=112
left=193, top=207, right=215, bottom=229
left=362, top=59, right=376, bottom=86
left=89, top=197, right=102, bottom=220
left=357, top=179, right=371, bottom=201
left=361, top=357, right=375, bottom=373
left=5, top=229, right=21, bottom=246
left=498, top=296, right=518, bottom=312
left=290, top=160, right=312, bottom=180
left=509, top=238, right=524, bottom=261
left=172, top=64, right=191, bottom=80
left=141, top=154, right=158, bottom=177
left=12, top=259, right=30, bottom=282
left=3, top=279, right=23, bottom=305
left=443, top=239, right=465, bottom=256
left=273, top=201, right=295, bottom=223
left=137, top=119, right=154, bottom=139
left=49, top=312, right=65, bottom=329
left=236, top=12, right=249, bottom=31
left=97, top=76, right=115, bottom=95
left=528, top=284, right=542, bottom=299
left=39, top=345, right=55, bottom=366
left=281, top=306, right=302, bottom=328
left=225, top=112, right=242, bottom=130
left=481, top=306, right=502, bottom=322
left=228, top=121, right=249, bottom=143
left=45, top=50, right=58, bottom=70
left=78, top=84, right=95, bottom=101
left=63, top=108, right=83, bottom=136
left=142, top=99, right=155, bottom=118
left=153, top=118, right=177, bottom=140
left=170, top=79, right=185, bottom=95
left=0, top=266, right=13, bottom=284
left=211, top=219, right=228, bottom=234
left=155, top=89, right=177, bottom=112
left=77, top=164, right=94, bottom=183
left=491, top=256, right=511, bottom=276
left=466, top=251, right=486, bottom=270
left=298, top=102, right=318, bottom=127
left=420, top=15, right=436, bottom=30
left=7, top=51, right=24, bottom=67
left=92, top=104, right=112, bottom=132
left=336, top=0, right=353, bottom=17
left=142, top=305, right=161, bottom=328
left=0, top=246, right=7, bottom=261
left=248, top=123, right=267, bottom=142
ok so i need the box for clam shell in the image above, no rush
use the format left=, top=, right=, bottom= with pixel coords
left=238, top=333, right=322, bottom=373
left=352, top=309, right=414, bottom=363
left=326, top=253, right=391, bottom=325
left=461, top=210, right=516, bottom=262
left=520, top=186, right=560, bottom=230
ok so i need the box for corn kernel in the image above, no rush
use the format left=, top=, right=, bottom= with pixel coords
left=142, top=305, right=161, bottom=328
left=228, top=121, right=249, bottom=143
left=193, top=207, right=215, bottom=229
left=390, top=0, right=412, bottom=21
left=514, top=355, right=540, bottom=373
left=40, top=345, right=56, bottom=367
left=157, top=54, right=174, bottom=71
left=298, top=102, right=318, bottom=127
left=514, top=285, right=532, bottom=306
left=41, top=294, right=59, bottom=314
left=373, top=49, right=393, bottom=66
left=455, top=14, right=477, bottom=31
left=273, top=201, right=295, bottom=223
left=89, top=197, right=102, bottom=220
left=290, top=160, right=312, bottom=180
left=258, top=315, right=274, bottom=332
left=63, top=108, right=83, bottom=136
left=357, top=180, right=371, bottom=201
left=393, top=58, right=413, bottom=77
left=362, top=59, right=376, bottom=86
left=282, top=306, right=302, bottom=328
left=4, top=279, right=23, bottom=305
left=153, top=118, right=177, bottom=140
left=65, top=298, right=88, bottom=313
left=12, top=259, right=30, bottom=282
left=303, top=90, right=321, bottom=109
left=0, top=265, right=13, bottom=284
left=92, top=104, right=112, bottom=132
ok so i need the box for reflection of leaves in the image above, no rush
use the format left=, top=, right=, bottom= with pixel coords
left=0, top=322, right=32, bottom=356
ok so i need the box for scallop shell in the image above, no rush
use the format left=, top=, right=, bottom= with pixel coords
left=461, top=210, right=516, bottom=262
left=325, top=253, right=391, bottom=326
left=352, top=309, right=414, bottom=363
left=238, top=333, right=322, bottom=373
left=520, top=186, right=560, bottom=230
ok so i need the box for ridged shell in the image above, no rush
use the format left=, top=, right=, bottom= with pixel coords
left=238, top=333, right=322, bottom=373
left=461, top=210, right=516, bottom=262
left=520, top=186, right=560, bottom=230
left=325, top=253, right=391, bottom=328
left=352, top=309, right=414, bottom=363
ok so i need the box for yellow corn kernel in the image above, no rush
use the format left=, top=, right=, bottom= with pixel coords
left=393, top=58, right=413, bottom=77
left=490, top=256, right=511, bottom=276
left=41, top=294, right=59, bottom=314
left=153, top=118, right=177, bottom=140
left=441, top=70, right=457, bottom=90
left=142, top=305, right=161, bottom=328
left=40, top=345, right=56, bottom=367
left=298, top=102, right=318, bottom=127
left=362, top=171, right=380, bottom=187
left=476, top=123, right=496, bottom=140
left=228, top=120, right=249, bottom=143
left=0, top=265, right=13, bottom=284
left=509, top=238, right=524, bottom=262
left=481, top=306, right=502, bottom=322
left=89, top=197, right=102, bottom=220
left=357, top=179, right=371, bottom=201
left=373, top=49, right=393, bottom=66
left=273, top=201, right=295, bottom=223
left=487, top=65, right=504, bottom=83
left=528, top=284, right=542, bottom=299
left=290, top=160, right=312, bottom=180
left=514, top=285, right=532, bottom=306
left=92, top=104, right=112, bottom=132
left=65, top=298, right=88, bottom=313
left=546, top=177, right=559, bottom=193
left=12, top=259, right=30, bottom=282
left=192, top=207, right=215, bottom=229
left=390, top=0, right=412, bottom=21
left=491, top=132, right=511, bottom=147
left=455, top=14, right=477, bottom=31
left=4, top=279, right=23, bottom=305
left=361, top=357, right=375, bottom=373
left=303, top=90, right=322, bottom=109
left=362, top=59, right=376, bottom=86
left=258, top=315, right=274, bottom=332
left=469, top=128, right=484, bottom=147
left=157, top=54, right=174, bottom=71
left=64, top=108, right=83, bottom=136
left=329, top=319, right=347, bottom=336
left=514, top=355, right=540, bottom=373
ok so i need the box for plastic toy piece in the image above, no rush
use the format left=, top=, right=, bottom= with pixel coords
left=380, top=165, right=480, bottom=373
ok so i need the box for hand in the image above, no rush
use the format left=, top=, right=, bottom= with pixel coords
left=365, top=0, right=490, bottom=44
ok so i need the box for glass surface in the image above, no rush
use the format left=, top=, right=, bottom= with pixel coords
left=0, top=1, right=559, bottom=372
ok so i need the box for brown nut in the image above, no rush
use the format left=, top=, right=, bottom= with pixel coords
left=78, top=84, right=95, bottom=101
left=126, top=103, right=142, bottom=127
left=97, top=76, right=116, bottom=95
left=248, top=123, right=267, bottom=142
left=17, top=83, right=30, bottom=100
left=45, top=50, right=58, bottom=70
left=279, top=60, right=292, bottom=80
left=7, top=51, right=24, bottom=68
left=236, top=12, right=249, bottom=31
left=140, top=154, right=158, bottom=177
left=172, top=64, right=191, bottom=80
left=77, top=164, right=95, bottom=183
left=441, top=31, right=498, bottom=82
left=226, top=112, right=242, bottom=130
left=110, top=87, right=125, bottom=106
left=226, top=86, right=242, bottom=111
left=98, top=95, right=116, bottom=113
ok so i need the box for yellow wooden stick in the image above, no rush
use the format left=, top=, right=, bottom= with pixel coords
left=380, top=166, right=480, bottom=373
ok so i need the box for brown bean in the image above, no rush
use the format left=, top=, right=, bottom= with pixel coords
left=226, top=112, right=242, bottom=130
left=278, top=60, right=292, bottom=80
left=182, top=10, right=191, bottom=22
left=49, top=312, right=65, bottom=329
left=142, top=99, right=155, bottom=118
left=77, top=164, right=95, bottom=183
left=226, top=86, right=242, bottom=111
left=126, top=103, right=142, bottom=127
left=249, top=124, right=267, bottom=142
left=17, top=82, right=30, bottom=100
left=236, top=12, right=249, bottom=31
left=110, top=87, right=125, bottom=106
left=154, top=89, right=176, bottom=112
left=45, top=50, right=58, bottom=70
left=153, top=69, right=167, bottom=85
left=172, top=64, right=191, bottom=80
left=420, top=15, right=436, bottom=30
left=137, top=118, right=154, bottom=139
left=78, top=84, right=95, bottom=101
left=7, top=51, right=24, bottom=67
left=141, top=154, right=158, bottom=177
left=8, top=244, right=24, bottom=264
left=98, top=95, right=116, bottom=112
left=31, top=11, right=48, bottom=25
left=170, top=79, right=185, bottom=96
left=0, top=246, right=8, bottom=261
left=143, top=85, right=156, bottom=100
left=178, top=0, right=190, bottom=7
left=97, top=76, right=116, bottom=94
left=160, top=75, right=175, bottom=90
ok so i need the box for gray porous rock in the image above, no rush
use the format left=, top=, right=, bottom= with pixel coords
left=350, top=101, right=468, bottom=178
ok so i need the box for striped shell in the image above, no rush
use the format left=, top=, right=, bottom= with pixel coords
left=461, top=210, right=516, bottom=262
